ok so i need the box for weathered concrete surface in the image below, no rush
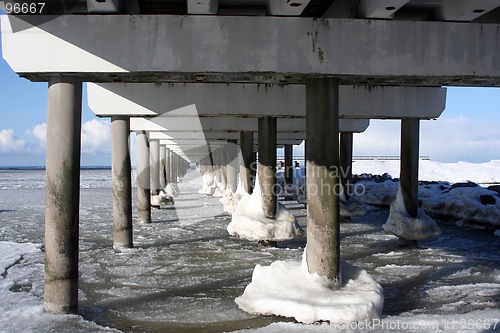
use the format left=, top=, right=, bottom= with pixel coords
left=258, top=117, right=277, bottom=219
left=2, top=16, right=500, bottom=86
left=305, top=78, right=341, bottom=289
left=111, top=116, right=133, bottom=251
left=88, top=83, right=446, bottom=119
left=44, top=76, right=82, bottom=313
left=136, top=130, right=151, bottom=223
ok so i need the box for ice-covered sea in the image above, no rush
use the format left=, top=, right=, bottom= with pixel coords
left=0, top=164, right=499, bottom=333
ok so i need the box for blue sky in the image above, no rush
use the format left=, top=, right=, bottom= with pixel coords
left=1, top=21, right=500, bottom=166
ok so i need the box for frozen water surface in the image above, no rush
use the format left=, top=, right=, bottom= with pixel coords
left=0, top=168, right=499, bottom=332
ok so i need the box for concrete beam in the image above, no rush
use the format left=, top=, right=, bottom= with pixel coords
left=88, top=83, right=446, bottom=119
left=86, top=0, right=123, bottom=13
left=358, top=0, right=410, bottom=19
left=2, top=16, right=499, bottom=86
left=130, top=116, right=370, bottom=133
left=268, top=0, right=310, bottom=16
left=150, top=131, right=306, bottom=141
left=131, top=116, right=304, bottom=132
left=436, top=0, right=500, bottom=22
left=188, top=0, right=219, bottom=14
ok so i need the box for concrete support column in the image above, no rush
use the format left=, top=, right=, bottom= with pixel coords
left=240, top=131, right=254, bottom=194
left=258, top=117, right=277, bottom=219
left=150, top=140, right=160, bottom=195
left=214, top=149, right=222, bottom=185
left=284, top=144, right=293, bottom=187
left=166, top=148, right=172, bottom=184
left=174, top=154, right=179, bottom=182
left=226, top=139, right=238, bottom=193
left=111, top=116, right=133, bottom=251
left=136, top=131, right=151, bottom=223
left=400, top=118, right=420, bottom=218
left=160, top=145, right=166, bottom=189
left=208, top=150, right=215, bottom=175
left=340, top=132, right=354, bottom=202
left=170, top=150, right=175, bottom=183
left=220, top=147, right=228, bottom=190
left=305, top=78, right=341, bottom=289
left=252, top=151, right=258, bottom=186
left=44, top=76, right=82, bottom=314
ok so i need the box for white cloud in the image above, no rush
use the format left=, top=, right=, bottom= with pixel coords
left=0, top=129, right=28, bottom=154
left=353, top=120, right=401, bottom=157
left=81, top=118, right=112, bottom=154
left=353, top=118, right=500, bottom=163
left=26, top=123, right=47, bottom=149
left=420, top=117, right=500, bottom=163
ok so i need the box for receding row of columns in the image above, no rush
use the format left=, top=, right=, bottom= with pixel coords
left=43, top=76, right=422, bottom=314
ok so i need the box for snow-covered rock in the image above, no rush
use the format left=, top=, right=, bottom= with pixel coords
left=235, top=250, right=384, bottom=324
left=382, top=186, right=441, bottom=241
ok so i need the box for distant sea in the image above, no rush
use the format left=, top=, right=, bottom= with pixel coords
left=0, top=166, right=112, bottom=170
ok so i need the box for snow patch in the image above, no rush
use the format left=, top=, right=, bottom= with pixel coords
left=382, top=186, right=441, bottom=241
left=198, top=172, right=216, bottom=195
left=221, top=179, right=247, bottom=214
left=235, top=253, right=384, bottom=324
left=227, top=175, right=303, bottom=241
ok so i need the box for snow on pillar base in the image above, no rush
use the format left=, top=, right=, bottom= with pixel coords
left=227, top=175, right=303, bottom=241
left=235, top=251, right=384, bottom=324
left=198, top=172, right=216, bottom=195
left=221, top=177, right=246, bottom=215
left=382, top=186, right=441, bottom=241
